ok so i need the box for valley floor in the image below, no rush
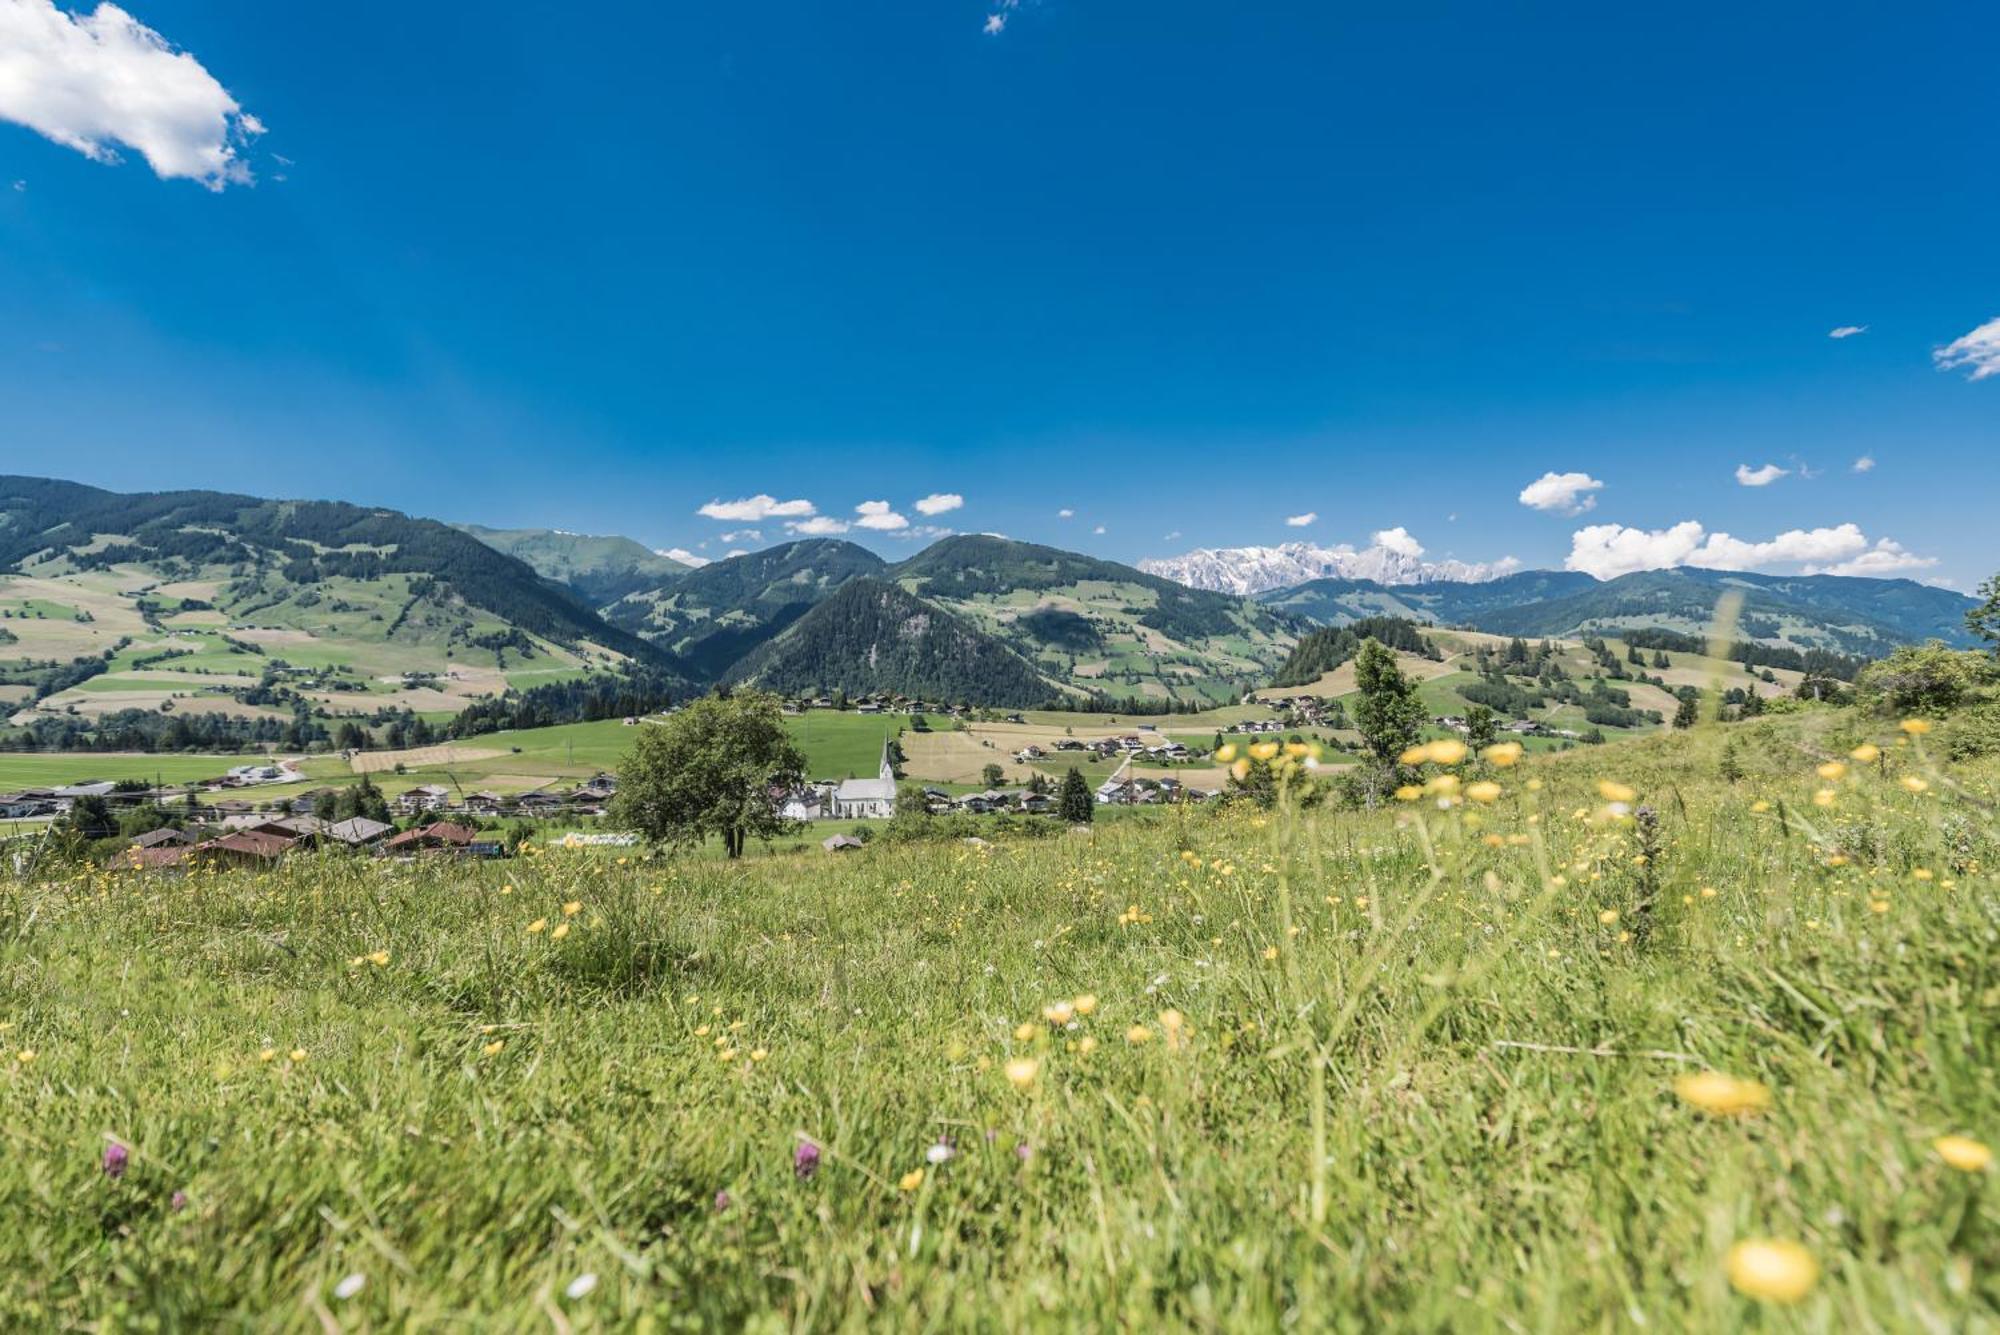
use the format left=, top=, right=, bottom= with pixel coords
left=2, top=712, right=1996, bottom=1327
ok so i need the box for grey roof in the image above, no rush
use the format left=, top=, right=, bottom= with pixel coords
left=833, top=778, right=895, bottom=802
left=327, top=817, right=394, bottom=844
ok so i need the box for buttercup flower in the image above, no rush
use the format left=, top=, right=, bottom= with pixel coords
left=1725, top=1240, right=1818, bottom=1304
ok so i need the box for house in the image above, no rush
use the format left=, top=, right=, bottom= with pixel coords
left=465, top=791, right=509, bottom=814
left=828, top=742, right=897, bottom=820
left=326, top=816, right=394, bottom=848
left=394, top=785, right=452, bottom=816
left=117, top=844, right=193, bottom=872
left=1013, top=745, right=1047, bottom=763
left=1018, top=792, right=1055, bottom=814
left=0, top=791, right=56, bottom=819
left=515, top=792, right=565, bottom=816
left=130, top=827, right=194, bottom=849
left=384, top=822, right=481, bottom=854
left=192, top=830, right=296, bottom=867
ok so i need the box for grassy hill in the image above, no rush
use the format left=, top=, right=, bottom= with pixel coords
left=0, top=477, right=678, bottom=733
left=725, top=578, right=1062, bottom=708
left=889, top=535, right=1300, bottom=707
left=453, top=524, right=690, bottom=603
left=6, top=704, right=1996, bottom=1326
left=1260, top=567, right=1976, bottom=655
left=604, top=539, right=888, bottom=684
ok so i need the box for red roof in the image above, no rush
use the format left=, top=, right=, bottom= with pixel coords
left=384, top=821, right=480, bottom=850
left=198, top=830, right=296, bottom=860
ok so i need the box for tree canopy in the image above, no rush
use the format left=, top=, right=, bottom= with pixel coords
left=611, top=692, right=807, bottom=858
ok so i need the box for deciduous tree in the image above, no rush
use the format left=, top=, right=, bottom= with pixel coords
left=612, top=692, right=806, bottom=858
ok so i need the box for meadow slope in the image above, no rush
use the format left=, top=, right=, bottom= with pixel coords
left=1, top=711, right=1996, bottom=1328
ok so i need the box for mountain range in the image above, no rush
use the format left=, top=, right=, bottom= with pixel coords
left=1138, top=540, right=1521, bottom=595
left=0, top=477, right=1981, bottom=730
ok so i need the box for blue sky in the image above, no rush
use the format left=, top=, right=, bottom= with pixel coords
left=1, top=1, right=1993, bottom=585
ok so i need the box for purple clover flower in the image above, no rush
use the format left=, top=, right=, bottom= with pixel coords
left=102, top=1142, right=128, bottom=1179
left=793, top=1140, right=820, bottom=1180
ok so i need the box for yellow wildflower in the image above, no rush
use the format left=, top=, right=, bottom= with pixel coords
left=1725, top=1239, right=1819, bottom=1304
left=1933, top=1135, right=1992, bottom=1173
left=1466, top=780, right=1503, bottom=804
left=1483, top=741, right=1523, bottom=767
left=1003, top=1057, right=1039, bottom=1088
left=899, top=1168, right=924, bottom=1192
left=526, top=918, right=547, bottom=934
left=1424, top=738, right=1468, bottom=766
left=1899, top=718, right=1932, bottom=735
left=1597, top=780, right=1636, bottom=804
left=1674, top=1071, right=1771, bottom=1116
left=1072, top=993, right=1098, bottom=1016
left=481, top=1039, right=505, bottom=1056
left=1849, top=743, right=1880, bottom=763
left=1126, top=1024, right=1154, bottom=1045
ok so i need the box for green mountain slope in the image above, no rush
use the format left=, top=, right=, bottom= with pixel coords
left=724, top=578, right=1061, bottom=708
left=454, top=524, right=689, bottom=603
left=886, top=535, right=1300, bottom=706
left=604, top=539, right=887, bottom=683
left=0, top=476, right=679, bottom=728
left=1259, top=568, right=1975, bottom=655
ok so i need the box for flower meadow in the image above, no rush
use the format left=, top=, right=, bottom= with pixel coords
left=1, top=710, right=1996, bottom=1329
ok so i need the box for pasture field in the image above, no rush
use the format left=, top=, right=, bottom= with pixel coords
left=2, top=709, right=1995, bottom=1327
left=0, top=752, right=278, bottom=789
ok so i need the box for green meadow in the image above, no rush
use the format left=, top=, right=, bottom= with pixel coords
left=2, top=707, right=1995, bottom=1327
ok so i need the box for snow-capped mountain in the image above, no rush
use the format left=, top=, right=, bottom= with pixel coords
left=1138, top=540, right=1520, bottom=596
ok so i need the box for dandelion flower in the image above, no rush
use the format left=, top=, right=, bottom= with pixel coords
left=367, top=950, right=389, bottom=967
left=1249, top=741, right=1280, bottom=762
left=1214, top=744, right=1238, bottom=764
left=1597, top=780, right=1637, bottom=804
left=1900, top=718, right=1932, bottom=735
left=1849, top=744, right=1880, bottom=763
left=1072, top=993, right=1098, bottom=1016
left=1483, top=742, right=1523, bottom=767
left=1394, top=785, right=1424, bottom=802
left=750, top=1047, right=769, bottom=1062
left=1466, top=780, right=1503, bottom=804
left=258, top=1047, right=276, bottom=1062
left=1077, top=1035, right=1099, bottom=1055
left=481, top=1039, right=505, bottom=1056
left=1900, top=775, right=1929, bottom=794
left=1126, top=1025, right=1154, bottom=1045
left=550, top=922, right=571, bottom=940
left=562, top=901, right=581, bottom=917
left=898, top=1167, right=925, bottom=1192
left=1725, top=1239, right=1819, bottom=1304
left=1003, top=1057, right=1039, bottom=1088
left=1399, top=745, right=1429, bottom=766
left=288, top=1048, right=307, bottom=1063
left=1424, top=738, right=1468, bottom=766
left=1816, top=761, right=1847, bottom=782
left=1013, top=1021, right=1039, bottom=1042
left=526, top=918, right=547, bottom=934
left=1934, top=1135, right=1992, bottom=1173
left=1674, top=1071, right=1771, bottom=1117
left=1042, top=1001, right=1076, bottom=1025
left=1598, top=909, right=1619, bottom=926
left=1230, top=759, right=1252, bottom=783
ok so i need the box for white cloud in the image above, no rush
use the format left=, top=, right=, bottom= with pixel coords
left=983, top=13, right=1006, bottom=34
left=719, top=529, right=762, bottom=543
left=1851, top=455, right=1875, bottom=474
left=0, top=0, right=262, bottom=189
left=658, top=547, right=709, bottom=567
left=1092, top=525, right=1106, bottom=535
left=1934, top=316, right=2000, bottom=381
left=1057, top=508, right=1075, bottom=519
left=698, top=494, right=815, bottom=522
left=913, top=492, right=963, bottom=517
left=786, top=516, right=849, bottom=536
left=1284, top=512, right=1318, bottom=527
left=1805, top=539, right=1938, bottom=578
left=853, top=500, right=909, bottom=531
left=1828, top=325, right=1868, bottom=339
left=1371, top=526, right=1424, bottom=558
left=1564, top=519, right=1933, bottom=580
left=1734, top=462, right=1789, bottom=487
left=1517, top=471, right=1604, bottom=516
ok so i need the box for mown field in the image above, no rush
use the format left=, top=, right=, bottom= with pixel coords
left=1, top=706, right=1995, bottom=1328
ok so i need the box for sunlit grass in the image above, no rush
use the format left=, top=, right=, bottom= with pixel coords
left=0, top=710, right=1994, bottom=1327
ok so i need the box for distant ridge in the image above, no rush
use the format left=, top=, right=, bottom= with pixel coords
left=1139, top=540, right=1519, bottom=595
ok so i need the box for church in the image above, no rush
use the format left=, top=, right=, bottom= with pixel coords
left=828, top=740, right=897, bottom=820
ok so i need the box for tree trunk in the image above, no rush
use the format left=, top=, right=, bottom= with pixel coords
left=725, top=827, right=744, bottom=859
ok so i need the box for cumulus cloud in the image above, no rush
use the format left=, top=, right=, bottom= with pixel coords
left=719, top=529, right=762, bottom=544
left=1092, top=525, right=1106, bottom=535
left=786, top=516, right=849, bottom=536
left=1057, top=508, right=1074, bottom=519
left=853, top=500, right=909, bottom=531
left=1828, top=325, right=1868, bottom=339
left=983, top=0, right=1019, bottom=34
left=913, top=492, right=963, bottom=517
left=0, top=0, right=263, bottom=189
left=1806, top=539, right=1938, bottom=578
left=1734, top=462, right=1789, bottom=487
left=1564, top=519, right=1932, bottom=580
left=659, top=547, right=709, bottom=567
left=1285, top=512, right=1317, bottom=527
left=1371, top=526, right=1424, bottom=558
left=1852, top=455, right=1875, bottom=474
left=698, top=494, right=815, bottom=522
left=1517, top=471, right=1604, bottom=516
left=1934, top=316, right=2000, bottom=381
